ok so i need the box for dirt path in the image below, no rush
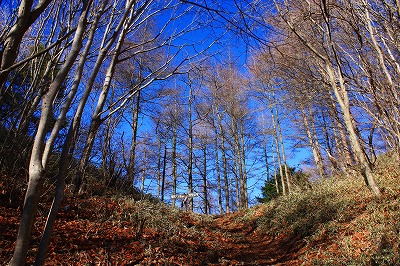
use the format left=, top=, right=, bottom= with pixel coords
left=0, top=179, right=307, bottom=266
left=205, top=215, right=306, bottom=265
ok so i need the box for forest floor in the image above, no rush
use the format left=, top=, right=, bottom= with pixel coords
left=205, top=212, right=305, bottom=265
left=0, top=189, right=304, bottom=265
left=1, top=153, right=400, bottom=265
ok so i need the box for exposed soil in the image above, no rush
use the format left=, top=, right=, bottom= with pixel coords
left=204, top=213, right=305, bottom=265
left=3, top=156, right=400, bottom=265
left=0, top=193, right=305, bottom=265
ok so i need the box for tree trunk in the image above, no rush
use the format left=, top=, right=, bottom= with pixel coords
left=74, top=116, right=102, bottom=195
left=128, top=91, right=141, bottom=185
left=171, top=126, right=178, bottom=207
left=239, top=122, right=248, bottom=208
left=233, top=157, right=240, bottom=211
left=34, top=121, right=73, bottom=266
left=188, top=83, right=194, bottom=211
left=34, top=7, right=104, bottom=261
left=271, top=142, right=280, bottom=195
left=276, top=108, right=291, bottom=194
left=64, top=0, right=135, bottom=175
left=215, top=135, right=223, bottom=214
left=362, top=0, right=399, bottom=106
left=326, top=62, right=381, bottom=196
left=232, top=117, right=245, bottom=209
left=16, top=44, right=62, bottom=138
left=272, top=106, right=287, bottom=195
left=328, top=93, right=354, bottom=171
left=274, top=0, right=381, bottom=196
left=361, top=1, right=400, bottom=154
left=301, top=104, right=327, bottom=178
left=42, top=5, right=103, bottom=168
left=263, top=138, right=271, bottom=184
left=202, top=145, right=208, bottom=214
left=0, top=0, right=52, bottom=91
left=322, top=0, right=381, bottom=197
left=217, top=111, right=230, bottom=213
left=10, top=1, right=91, bottom=264
left=161, top=142, right=167, bottom=202
left=74, top=0, right=135, bottom=194
left=101, top=114, right=114, bottom=184
left=140, top=150, right=147, bottom=194
left=156, top=134, right=162, bottom=198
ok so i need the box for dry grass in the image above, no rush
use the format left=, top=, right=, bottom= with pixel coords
left=2, top=152, right=400, bottom=265
left=255, top=152, right=400, bottom=265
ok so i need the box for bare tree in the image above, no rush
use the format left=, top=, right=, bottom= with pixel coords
left=10, top=1, right=93, bottom=264
left=74, top=0, right=209, bottom=194
left=0, top=0, right=53, bottom=91
left=272, top=0, right=381, bottom=196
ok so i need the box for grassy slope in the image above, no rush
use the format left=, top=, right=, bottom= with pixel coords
left=1, top=152, right=400, bottom=265
left=251, top=151, right=400, bottom=265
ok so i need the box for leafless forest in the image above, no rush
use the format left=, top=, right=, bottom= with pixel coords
left=1, top=0, right=399, bottom=265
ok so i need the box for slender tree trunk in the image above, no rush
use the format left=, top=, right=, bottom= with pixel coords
left=74, top=116, right=102, bottom=194
left=321, top=1, right=381, bottom=196
left=101, top=114, right=113, bottom=183
left=239, top=122, right=248, bottom=208
left=328, top=93, right=354, bottom=172
left=34, top=120, right=74, bottom=266
left=263, top=138, right=270, bottom=182
left=275, top=0, right=381, bottom=197
left=320, top=109, right=338, bottom=172
left=0, top=0, right=53, bottom=91
left=75, top=39, right=122, bottom=193
left=326, top=62, right=381, bottom=196
left=10, top=1, right=91, bottom=264
left=276, top=108, right=291, bottom=193
left=361, top=1, right=400, bottom=153
left=221, top=140, right=230, bottom=213
left=156, top=133, right=162, bottom=198
left=187, top=83, right=194, bottom=211
left=233, top=156, right=240, bottom=211
left=301, top=104, right=326, bottom=178
left=171, top=126, right=177, bottom=207
left=141, top=150, right=147, bottom=194
left=231, top=118, right=245, bottom=209
left=128, top=91, right=141, bottom=185
left=16, top=90, right=42, bottom=136
left=16, top=45, right=62, bottom=138
left=42, top=6, right=103, bottom=168
left=271, top=142, right=280, bottom=195
left=161, top=142, right=167, bottom=202
left=215, top=135, right=223, bottom=214
left=74, top=0, right=135, bottom=194
left=272, top=106, right=286, bottom=195
left=202, top=145, right=208, bottom=214
left=362, top=0, right=399, bottom=105
left=217, top=111, right=230, bottom=213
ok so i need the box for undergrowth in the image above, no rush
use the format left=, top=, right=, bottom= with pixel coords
left=2, top=152, right=400, bottom=265
left=255, top=152, right=400, bottom=265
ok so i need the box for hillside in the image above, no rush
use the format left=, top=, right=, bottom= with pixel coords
left=1, top=153, right=400, bottom=265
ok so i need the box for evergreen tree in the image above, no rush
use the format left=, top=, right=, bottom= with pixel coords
left=257, top=165, right=310, bottom=203
left=257, top=177, right=278, bottom=203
